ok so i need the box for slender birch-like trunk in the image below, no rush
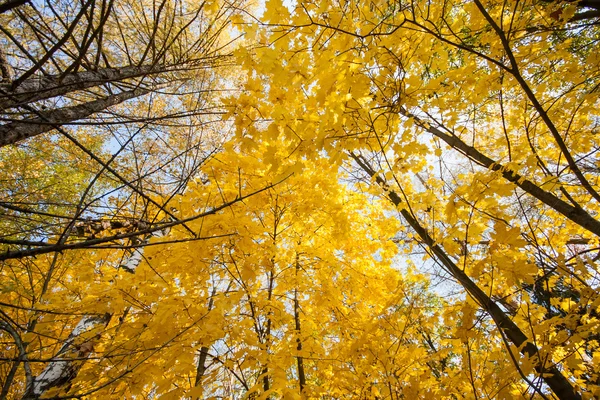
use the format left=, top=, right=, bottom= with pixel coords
left=0, top=88, right=148, bottom=147
left=22, top=233, right=158, bottom=399
left=0, top=64, right=165, bottom=111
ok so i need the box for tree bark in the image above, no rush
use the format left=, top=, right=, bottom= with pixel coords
left=351, top=152, right=582, bottom=400
left=0, top=88, right=148, bottom=147
left=22, top=234, right=155, bottom=399
left=401, top=107, right=600, bottom=238
left=0, top=48, right=12, bottom=82
left=22, top=315, right=110, bottom=400
left=0, top=64, right=164, bottom=111
left=294, top=254, right=306, bottom=393
left=0, top=0, right=29, bottom=14
left=194, top=287, right=217, bottom=388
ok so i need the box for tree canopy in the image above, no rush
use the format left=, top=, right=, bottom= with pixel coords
left=1, top=0, right=600, bottom=399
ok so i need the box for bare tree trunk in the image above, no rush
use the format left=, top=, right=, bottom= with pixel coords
left=0, top=88, right=148, bottom=147
left=400, top=107, right=600, bottom=238
left=0, top=48, right=12, bottom=82
left=194, top=287, right=217, bottom=388
left=293, top=254, right=306, bottom=393
left=0, top=64, right=164, bottom=111
left=0, top=0, right=29, bottom=14
left=22, top=314, right=110, bottom=400
left=22, top=234, right=155, bottom=399
left=352, top=153, right=582, bottom=400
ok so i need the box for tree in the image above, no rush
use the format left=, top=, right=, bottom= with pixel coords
left=133, top=141, right=445, bottom=399
left=3, top=0, right=600, bottom=398
left=0, top=0, right=242, bottom=258
left=0, top=0, right=249, bottom=397
left=1, top=136, right=439, bottom=399
left=228, top=0, right=600, bottom=398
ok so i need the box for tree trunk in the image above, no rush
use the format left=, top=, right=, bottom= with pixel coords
left=22, top=234, right=155, bottom=399
left=0, top=64, right=164, bottom=111
left=400, top=107, right=600, bottom=238
left=0, top=47, right=12, bottom=82
left=294, top=254, right=306, bottom=393
left=0, top=0, right=29, bottom=14
left=194, top=287, right=217, bottom=388
left=0, top=88, right=147, bottom=147
left=22, top=315, right=110, bottom=400
left=352, top=153, right=582, bottom=400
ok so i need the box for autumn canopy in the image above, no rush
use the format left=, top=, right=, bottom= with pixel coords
left=0, top=0, right=599, bottom=398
